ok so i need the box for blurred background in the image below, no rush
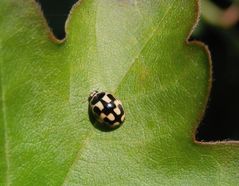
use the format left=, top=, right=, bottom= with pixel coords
left=193, top=0, right=239, bottom=141
left=36, top=0, right=239, bottom=141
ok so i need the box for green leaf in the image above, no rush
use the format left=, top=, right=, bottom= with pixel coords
left=1, top=0, right=238, bottom=185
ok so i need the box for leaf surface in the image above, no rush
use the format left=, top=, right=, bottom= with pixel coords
left=1, top=0, right=238, bottom=185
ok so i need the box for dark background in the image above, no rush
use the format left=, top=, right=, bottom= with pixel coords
left=36, top=0, right=239, bottom=141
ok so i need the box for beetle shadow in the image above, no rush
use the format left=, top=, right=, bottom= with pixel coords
left=88, top=105, right=121, bottom=132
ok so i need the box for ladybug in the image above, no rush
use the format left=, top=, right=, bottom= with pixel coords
left=88, top=91, right=125, bottom=130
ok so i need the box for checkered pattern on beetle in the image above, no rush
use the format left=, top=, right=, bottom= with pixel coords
left=88, top=91, right=125, bottom=128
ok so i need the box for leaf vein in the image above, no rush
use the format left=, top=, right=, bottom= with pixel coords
left=0, top=54, right=10, bottom=186
left=61, top=132, right=93, bottom=186
left=114, top=0, right=177, bottom=93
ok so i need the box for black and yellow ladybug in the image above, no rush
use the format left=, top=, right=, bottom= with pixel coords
left=88, top=91, right=125, bottom=130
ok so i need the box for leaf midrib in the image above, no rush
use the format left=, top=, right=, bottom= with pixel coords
left=61, top=1, right=176, bottom=185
